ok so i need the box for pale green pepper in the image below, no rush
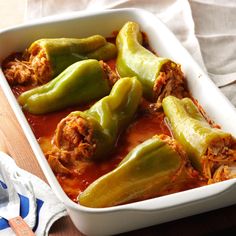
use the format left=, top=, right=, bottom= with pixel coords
left=116, top=21, right=185, bottom=106
left=162, top=95, right=236, bottom=181
left=3, top=35, right=117, bottom=85
left=18, top=59, right=115, bottom=114
left=52, top=76, right=142, bottom=160
left=79, top=135, right=187, bottom=208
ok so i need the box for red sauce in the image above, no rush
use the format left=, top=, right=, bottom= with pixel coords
left=12, top=85, right=34, bottom=97
left=25, top=106, right=87, bottom=139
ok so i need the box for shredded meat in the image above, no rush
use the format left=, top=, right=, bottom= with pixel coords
left=45, top=113, right=97, bottom=174
left=192, top=98, right=221, bottom=129
left=53, top=114, right=96, bottom=160
left=47, top=152, right=71, bottom=175
left=3, top=45, right=52, bottom=86
left=99, top=60, right=119, bottom=86
left=201, top=136, right=236, bottom=183
left=154, top=61, right=186, bottom=109
left=210, top=165, right=231, bottom=183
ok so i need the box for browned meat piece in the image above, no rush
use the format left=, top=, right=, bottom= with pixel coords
left=154, top=61, right=186, bottom=109
left=3, top=47, right=52, bottom=86
left=202, top=139, right=236, bottom=183
left=99, top=60, right=119, bottom=86
left=53, top=114, right=95, bottom=159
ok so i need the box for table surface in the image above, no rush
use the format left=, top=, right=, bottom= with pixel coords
left=1, top=1, right=236, bottom=235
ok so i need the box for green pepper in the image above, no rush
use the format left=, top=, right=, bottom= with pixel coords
left=162, top=95, right=236, bottom=180
left=116, top=21, right=185, bottom=105
left=79, top=135, right=187, bottom=208
left=52, top=76, right=142, bottom=160
left=18, top=59, right=113, bottom=114
left=3, top=35, right=117, bottom=85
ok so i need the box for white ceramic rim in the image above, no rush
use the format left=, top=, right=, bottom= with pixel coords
left=0, top=7, right=236, bottom=215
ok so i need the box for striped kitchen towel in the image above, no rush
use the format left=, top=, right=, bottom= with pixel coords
left=0, top=151, right=67, bottom=236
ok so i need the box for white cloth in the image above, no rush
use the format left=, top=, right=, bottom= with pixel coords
left=189, top=0, right=236, bottom=105
left=25, top=0, right=236, bottom=107
left=0, top=152, right=67, bottom=236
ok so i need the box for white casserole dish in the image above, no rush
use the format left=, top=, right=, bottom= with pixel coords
left=0, top=8, right=236, bottom=236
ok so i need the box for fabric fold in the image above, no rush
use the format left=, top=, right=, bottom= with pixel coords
left=25, top=0, right=236, bottom=105
left=0, top=152, right=67, bottom=236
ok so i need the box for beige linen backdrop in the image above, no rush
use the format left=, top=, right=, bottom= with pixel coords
left=26, top=0, right=236, bottom=106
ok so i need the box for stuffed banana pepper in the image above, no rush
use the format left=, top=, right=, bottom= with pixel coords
left=162, top=95, right=236, bottom=183
left=116, top=21, right=186, bottom=107
left=3, top=35, right=117, bottom=85
left=46, top=76, right=142, bottom=170
left=79, top=134, right=200, bottom=208
left=17, top=59, right=118, bottom=114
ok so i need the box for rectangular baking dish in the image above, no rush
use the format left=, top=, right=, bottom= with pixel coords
left=0, top=8, right=236, bottom=236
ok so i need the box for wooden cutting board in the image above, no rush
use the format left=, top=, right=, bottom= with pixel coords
left=0, top=2, right=81, bottom=234
left=0, top=88, right=82, bottom=236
